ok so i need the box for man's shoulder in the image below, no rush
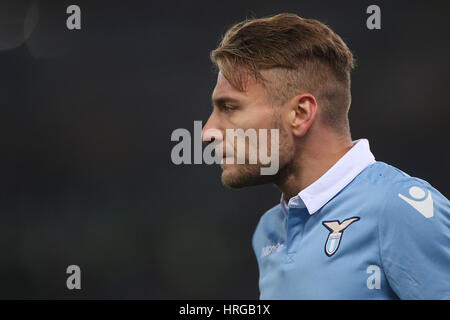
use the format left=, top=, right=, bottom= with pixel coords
left=323, top=160, right=448, bottom=227
left=361, top=161, right=422, bottom=186
left=371, top=163, right=450, bottom=299
left=360, top=161, right=447, bottom=200
left=365, top=161, right=449, bottom=226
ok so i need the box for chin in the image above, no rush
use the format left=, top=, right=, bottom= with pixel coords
left=220, top=164, right=275, bottom=189
left=220, top=165, right=241, bottom=188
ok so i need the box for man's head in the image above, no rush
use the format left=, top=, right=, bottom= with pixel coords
left=203, top=13, right=355, bottom=189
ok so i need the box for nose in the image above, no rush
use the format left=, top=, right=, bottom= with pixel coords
left=202, top=112, right=223, bottom=145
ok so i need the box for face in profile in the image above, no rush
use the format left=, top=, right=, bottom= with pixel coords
left=202, top=71, right=295, bottom=188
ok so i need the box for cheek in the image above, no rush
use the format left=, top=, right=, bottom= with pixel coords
left=241, top=107, right=276, bottom=130
left=278, top=127, right=295, bottom=161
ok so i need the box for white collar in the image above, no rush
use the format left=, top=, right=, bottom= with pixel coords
left=280, top=138, right=376, bottom=216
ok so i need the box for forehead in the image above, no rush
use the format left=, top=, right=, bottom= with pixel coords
left=211, top=71, right=265, bottom=105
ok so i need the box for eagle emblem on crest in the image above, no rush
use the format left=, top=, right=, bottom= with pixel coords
left=322, top=217, right=360, bottom=257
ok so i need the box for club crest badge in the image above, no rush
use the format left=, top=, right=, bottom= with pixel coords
left=322, top=217, right=360, bottom=257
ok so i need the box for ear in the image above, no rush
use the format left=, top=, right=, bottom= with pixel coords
left=288, top=93, right=318, bottom=137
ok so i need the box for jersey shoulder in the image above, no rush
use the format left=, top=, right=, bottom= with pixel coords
left=366, top=161, right=449, bottom=221
left=370, top=163, right=450, bottom=299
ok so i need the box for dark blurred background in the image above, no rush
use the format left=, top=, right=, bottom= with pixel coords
left=0, top=0, right=448, bottom=299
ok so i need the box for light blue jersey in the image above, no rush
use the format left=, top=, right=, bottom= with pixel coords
left=252, top=139, right=450, bottom=299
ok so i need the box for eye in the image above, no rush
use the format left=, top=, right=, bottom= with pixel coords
left=222, top=104, right=236, bottom=113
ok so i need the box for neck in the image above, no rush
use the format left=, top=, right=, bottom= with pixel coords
left=277, top=129, right=353, bottom=202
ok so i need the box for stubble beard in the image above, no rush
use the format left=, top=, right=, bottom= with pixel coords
left=220, top=116, right=295, bottom=189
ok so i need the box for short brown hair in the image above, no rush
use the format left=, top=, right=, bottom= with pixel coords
left=210, top=13, right=355, bottom=134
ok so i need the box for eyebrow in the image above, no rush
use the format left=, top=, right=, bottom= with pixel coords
left=211, top=96, right=242, bottom=107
